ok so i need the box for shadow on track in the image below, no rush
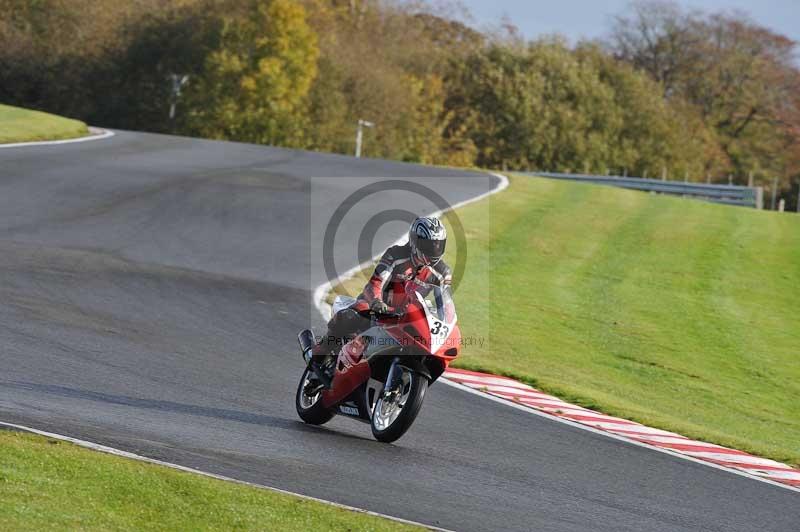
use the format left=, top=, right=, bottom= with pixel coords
left=2, top=381, right=371, bottom=442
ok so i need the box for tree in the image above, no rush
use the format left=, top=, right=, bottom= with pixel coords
left=0, top=0, right=195, bottom=120
left=183, top=0, right=319, bottom=147
left=442, top=39, right=705, bottom=174
left=577, top=43, right=724, bottom=178
left=609, top=0, right=800, bottom=190
left=299, top=0, right=480, bottom=162
left=93, top=3, right=218, bottom=132
left=609, top=0, right=702, bottom=97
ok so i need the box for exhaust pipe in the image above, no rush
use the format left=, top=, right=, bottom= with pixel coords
left=297, top=329, right=316, bottom=364
left=298, top=329, right=333, bottom=389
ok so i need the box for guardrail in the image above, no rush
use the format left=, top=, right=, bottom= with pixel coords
left=519, top=172, right=764, bottom=209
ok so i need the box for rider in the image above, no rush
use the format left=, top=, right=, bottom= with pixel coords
left=310, top=216, right=451, bottom=370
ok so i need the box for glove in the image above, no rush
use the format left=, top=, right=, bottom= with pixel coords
left=370, top=299, right=389, bottom=314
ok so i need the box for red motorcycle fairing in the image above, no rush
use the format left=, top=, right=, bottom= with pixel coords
left=322, top=280, right=461, bottom=408
left=297, top=278, right=461, bottom=440
left=319, top=303, right=459, bottom=410
left=320, top=326, right=401, bottom=409
left=320, top=356, right=370, bottom=409
left=391, top=282, right=461, bottom=364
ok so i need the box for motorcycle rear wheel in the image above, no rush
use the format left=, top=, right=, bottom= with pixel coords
left=296, top=367, right=335, bottom=425
left=371, top=369, right=428, bottom=443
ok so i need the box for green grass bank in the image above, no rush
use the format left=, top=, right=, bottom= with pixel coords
left=0, top=104, right=89, bottom=143
left=0, top=430, right=418, bottom=531
left=332, top=174, right=800, bottom=466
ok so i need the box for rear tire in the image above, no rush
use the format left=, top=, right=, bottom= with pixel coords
left=371, top=370, right=428, bottom=443
left=296, top=367, right=335, bottom=425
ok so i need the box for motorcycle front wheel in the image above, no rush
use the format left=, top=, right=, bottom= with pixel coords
left=371, top=368, right=428, bottom=443
left=296, top=367, right=335, bottom=425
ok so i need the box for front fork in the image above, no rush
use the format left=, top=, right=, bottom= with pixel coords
left=383, top=356, right=402, bottom=398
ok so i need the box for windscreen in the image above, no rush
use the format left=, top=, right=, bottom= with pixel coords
left=408, top=279, right=456, bottom=330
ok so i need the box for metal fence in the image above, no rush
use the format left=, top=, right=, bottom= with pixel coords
left=519, top=172, right=764, bottom=209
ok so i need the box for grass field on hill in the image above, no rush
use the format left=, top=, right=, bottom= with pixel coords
left=0, top=104, right=88, bottom=143
left=0, top=430, right=417, bottom=531
left=332, top=175, right=800, bottom=466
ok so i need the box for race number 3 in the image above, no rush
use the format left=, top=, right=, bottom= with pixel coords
left=431, top=321, right=449, bottom=335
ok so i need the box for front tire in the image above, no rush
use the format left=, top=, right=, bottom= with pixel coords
left=296, top=367, right=335, bottom=425
left=371, top=369, right=428, bottom=443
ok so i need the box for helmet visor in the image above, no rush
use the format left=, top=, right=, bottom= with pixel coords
left=417, top=238, right=446, bottom=261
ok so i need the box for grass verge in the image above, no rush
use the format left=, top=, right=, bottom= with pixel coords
left=0, top=104, right=89, bottom=143
left=0, top=430, right=418, bottom=531
left=329, top=174, right=800, bottom=467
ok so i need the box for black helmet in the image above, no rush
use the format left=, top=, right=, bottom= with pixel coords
left=409, top=217, right=447, bottom=266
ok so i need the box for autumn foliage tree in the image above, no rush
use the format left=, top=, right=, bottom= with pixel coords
left=609, top=0, right=800, bottom=189
left=299, top=0, right=480, bottom=164
left=183, top=0, right=318, bottom=146
left=442, top=39, right=712, bottom=175
left=2, top=0, right=799, bottom=205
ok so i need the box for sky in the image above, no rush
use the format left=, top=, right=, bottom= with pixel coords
left=458, top=0, right=800, bottom=44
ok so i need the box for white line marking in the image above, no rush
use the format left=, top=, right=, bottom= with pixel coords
left=603, top=427, right=685, bottom=437
left=550, top=411, right=639, bottom=423
left=0, top=421, right=451, bottom=531
left=748, top=470, right=800, bottom=480
left=515, top=399, right=590, bottom=411
left=471, top=386, right=553, bottom=400
left=446, top=371, right=800, bottom=488
left=679, top=451, right=798, bottom=469
left=0, top=127, right=114, bottom=148
left=621, top=434, right=706, bottom=445
left=582, top=420, right=664, bottom=432
left=438, top=378, right=800, bottom=494
left=443, top=376, right=537, bottom=392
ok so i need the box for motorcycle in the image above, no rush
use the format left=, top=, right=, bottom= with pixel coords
left=295, top=278, right=460, bottom=442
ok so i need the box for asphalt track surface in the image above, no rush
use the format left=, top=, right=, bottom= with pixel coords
left=1, top=131, right=797, bottom=531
